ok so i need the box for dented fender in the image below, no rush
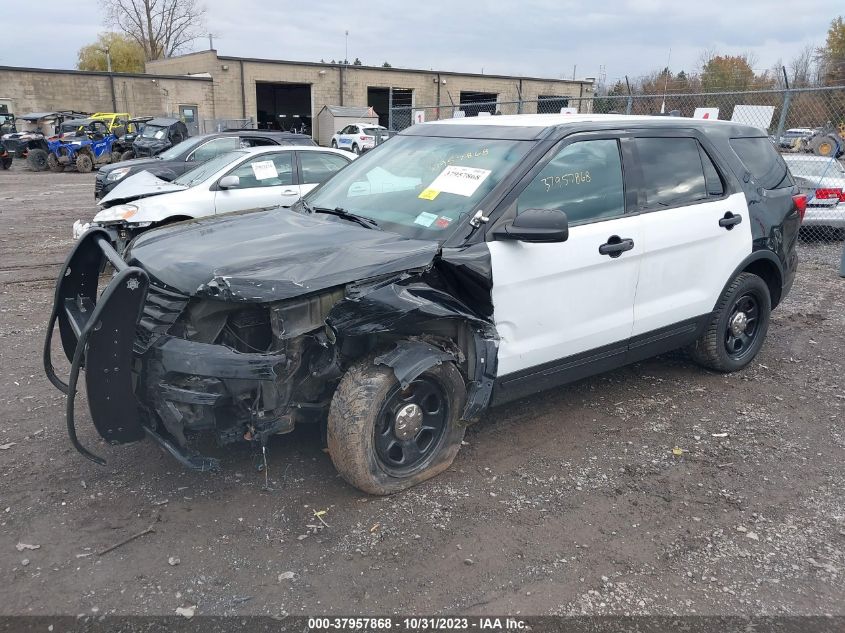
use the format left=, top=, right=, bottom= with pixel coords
left=375, top=340, right=457, bottom=389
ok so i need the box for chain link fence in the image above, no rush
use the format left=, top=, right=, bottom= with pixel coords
left=392, top=86, right=845, bottom=253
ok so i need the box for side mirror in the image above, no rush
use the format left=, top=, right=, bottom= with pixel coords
left=218, top=175, right=240, bottom=189
left=492, top=208, right=569, bottom=243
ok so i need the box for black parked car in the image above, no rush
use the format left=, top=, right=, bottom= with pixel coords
left=46, top=114, right=802, bottom=495
left=130, top=117, right=190, bottom=158
left=95, top=130, right=316, bottom=202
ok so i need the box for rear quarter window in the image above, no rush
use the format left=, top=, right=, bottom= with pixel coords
left=729, top=137, right=793, bottom=190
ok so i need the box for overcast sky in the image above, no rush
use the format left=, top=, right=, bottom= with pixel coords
left=2, top=0, right=840, bottom=83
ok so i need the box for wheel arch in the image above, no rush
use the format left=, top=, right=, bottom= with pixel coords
left=720, top=251, right=784, bottom=310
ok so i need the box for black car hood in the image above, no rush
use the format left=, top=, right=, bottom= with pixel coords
left=128, top=208, right=440, bottom=302
left=133, top=136, right=171, bottom=155
left=100, top=158, right=185, bottom=174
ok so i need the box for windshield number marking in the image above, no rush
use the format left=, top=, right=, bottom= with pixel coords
left=541, top=171, right=591, bottom=192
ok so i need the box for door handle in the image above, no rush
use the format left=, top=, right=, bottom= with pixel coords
left=599, top=235, right=635, bottom=258
left=719, top=212, right=742, bottom=230
left=281, top=189, right=297, bottom=195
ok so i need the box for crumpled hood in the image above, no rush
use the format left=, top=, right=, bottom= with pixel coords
left=99, top=170, right=187, bottom=207
left=127, top=208, right=440, bottom=302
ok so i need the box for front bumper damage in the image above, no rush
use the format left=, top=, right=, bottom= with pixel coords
left=43, top=229, right=296, bottom=470
left=43, top=223, right=501, bottom=473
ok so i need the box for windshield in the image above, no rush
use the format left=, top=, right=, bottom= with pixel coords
left=305, top=134, right=533, bottom=239
left=140, top=125, right=167, bottom=140
left=787, top=158, right=845, bottom=179
left=159, top=136, right=203, bottom=160
left=173, top=150, right=248, bottom=187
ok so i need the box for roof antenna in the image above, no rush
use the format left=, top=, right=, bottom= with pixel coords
left=660, top=48, right=672, bottom=114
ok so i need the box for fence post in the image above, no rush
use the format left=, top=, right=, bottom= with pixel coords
left=625, top=96, right=633, bottom=115
left=840, top=243, right=845, bottom=278
left=774, top=89, right=792, bottom=145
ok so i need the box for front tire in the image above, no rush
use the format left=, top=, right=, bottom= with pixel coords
left=76, top=153, right=93, bottom=173
left=27, top=148, right=48, bottom=171
left=47, top=153, right=64, bottom=172
left=120, top=150, right=135, bottom=162
left=331, top=140, right=338, bottom=148
left=688, top=272, right=771, bottom=372
left=327, top=354, right=467, bottom=495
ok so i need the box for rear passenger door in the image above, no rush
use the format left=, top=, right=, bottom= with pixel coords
left=297, top=151, right=351, bottom=195
left=629, top=134, right=752, bottom=346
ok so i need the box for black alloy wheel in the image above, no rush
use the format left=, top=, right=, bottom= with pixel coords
left=724, top=292, right=761, bottom=360
left=373, top=377, right=449, bottom=476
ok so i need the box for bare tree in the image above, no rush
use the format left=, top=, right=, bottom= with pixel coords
left=102, top=0, right=207, bottom=61
left=789, top=44, right=817, bottom=87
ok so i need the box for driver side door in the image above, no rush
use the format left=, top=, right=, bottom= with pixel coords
left=213, top=151, right=298, bottom=214
left=488, top=137, right=643, bottom=396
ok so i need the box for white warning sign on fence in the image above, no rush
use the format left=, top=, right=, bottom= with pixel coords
left=731, top=105, right=775, bottom=131
left=693, top=107, right=720, bottom=120
left=413, top=110, right=425, bottom=124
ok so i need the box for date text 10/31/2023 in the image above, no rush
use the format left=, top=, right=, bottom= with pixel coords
left=306, top=617, right=528, bottom=630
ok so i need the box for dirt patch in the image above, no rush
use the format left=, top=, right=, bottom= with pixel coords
left=1, top=162, right=844, bottom=616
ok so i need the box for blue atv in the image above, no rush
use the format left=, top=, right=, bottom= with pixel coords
left=47, top=118, right=124, bottom=173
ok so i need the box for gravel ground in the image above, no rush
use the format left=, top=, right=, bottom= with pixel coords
left=1, top=161, right=844, bottom=617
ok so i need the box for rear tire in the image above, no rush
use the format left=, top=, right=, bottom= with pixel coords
left=688, top=272, right=771, bottom=373
left=47, top=153, right=64, bottom=173
left=327, top=354, right=467, bottom=495
left=75, top=153, right=93, bottom=173
left=352, top=144, right=360, bottom=155
left=1, top=157, right=11, bottom=170
left=27, top=148, right=48, bottom=171
left=809, top=135, right=838, bottom=157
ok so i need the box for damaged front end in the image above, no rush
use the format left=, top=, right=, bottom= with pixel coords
left=43, top=229, right=349, bottom=469
left=43, top=216, right=500, bottom=472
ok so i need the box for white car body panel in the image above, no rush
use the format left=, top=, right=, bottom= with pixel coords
left=86, top=146, right=353, bottom=230
left=632, top=191, right=752, bottom=336
left=490, top=215, right=643, bottom=376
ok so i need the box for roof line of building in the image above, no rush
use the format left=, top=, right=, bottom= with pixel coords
left=0, top=65, right=212, bottom=82
left=155, top=50, right=593, bottom=84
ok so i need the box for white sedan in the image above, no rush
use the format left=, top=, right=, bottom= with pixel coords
left=330, top=123, right=389, bottom=154
left=73, top=145, right=354, bottom=242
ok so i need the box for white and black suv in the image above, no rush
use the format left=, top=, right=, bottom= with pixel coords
left=45, top=114, right=803, bottom=495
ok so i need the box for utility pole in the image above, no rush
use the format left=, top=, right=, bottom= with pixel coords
left=208, top=33, right=214, bottom=50
left=344, top=30, right=349, bottom=65
left=100, top=46, right=116, bottom=110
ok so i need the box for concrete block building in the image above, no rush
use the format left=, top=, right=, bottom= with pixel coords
left=1, top=51, right=595, bottom=143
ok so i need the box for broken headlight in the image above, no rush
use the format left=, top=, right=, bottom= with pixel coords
left=270, top=288, right=345, bottom=341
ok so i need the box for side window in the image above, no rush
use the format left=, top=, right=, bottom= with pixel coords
left=699, top=145, right=725, bottom=197
left=225, top=153, right=294, bottom=189
left=729, top=137, right=793, bottom=189
left=240, top=136, right=277, bottom=148
left=516, top=139, right=625, bottom=225
left=634, top=137, right=708, bottom=208
left=190, top=137, right=239, bottom=162
left=300, top=152, right=350, bottom=185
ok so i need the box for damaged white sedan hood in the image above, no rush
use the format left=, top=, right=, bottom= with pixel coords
left=98, top=170, right=188, bottom=207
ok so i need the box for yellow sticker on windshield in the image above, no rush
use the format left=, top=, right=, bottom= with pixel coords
left=418, top=188, right=440, bottom=200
